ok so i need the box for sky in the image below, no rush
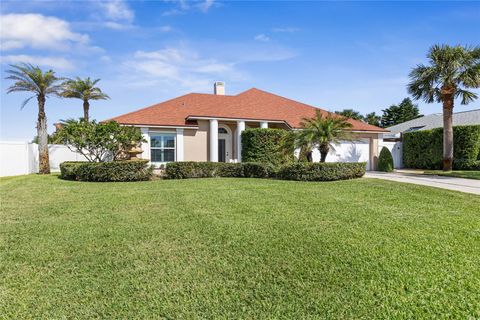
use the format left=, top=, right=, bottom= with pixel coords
left=0, top=0, right=479, bottom=140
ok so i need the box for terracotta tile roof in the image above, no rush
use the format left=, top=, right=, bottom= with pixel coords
left=111, top=88, right=387, bottom=132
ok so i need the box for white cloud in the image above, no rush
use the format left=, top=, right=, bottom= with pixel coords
left=0, top=13, right=89, bottom=51
left=163, top=0, right=216, bottom=16
left=272, top=27, right=301, bottom=33
left=1, top=54, right=74, bottom=70
left=98, top=0, right=134, bottom=23
left=254, top=34, right=270, bottom=42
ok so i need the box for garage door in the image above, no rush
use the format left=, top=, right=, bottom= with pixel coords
left=311, top=139, right=371, bottom=170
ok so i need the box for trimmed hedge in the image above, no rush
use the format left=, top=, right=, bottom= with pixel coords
left=60, top=160, right=153, bottom=182
left=241, top=128, right=294, bottom=166
left=403, top=125, right=480, bottom=170
left=277, top=162, right=366, bottom=181
left=378, top=147, right=394, bottom=172
left=165, top=162, right=274, bottom=179
left=166, top=161, right=365, bottom=181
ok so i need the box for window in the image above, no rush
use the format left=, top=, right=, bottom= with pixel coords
left=150, top=133, right=176, bottom=163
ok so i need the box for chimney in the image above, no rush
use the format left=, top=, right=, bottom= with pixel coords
left=214, top=81, right=225, bottom=95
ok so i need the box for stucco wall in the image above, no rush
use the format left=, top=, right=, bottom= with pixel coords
left=353, top=132, right=382, bottom=170
left=184, top=120, right=208, bottom=161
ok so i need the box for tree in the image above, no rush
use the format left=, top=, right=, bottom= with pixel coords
left=408, top=44, right=480, bottom=171
left=335, top=108, right=363, bottom=121
left=364, top=112, right=381, bottom=126
left=61, top=77, right=109, bottom=122
left=56, top=120, right=144, bottom=162
left=5, top=64, right=63, bottom=174
left=299, top=111, right=353, bottom=162
left=380, top=98, right=422, bottom=127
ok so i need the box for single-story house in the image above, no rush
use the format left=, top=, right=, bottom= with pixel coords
left=111, top=82, right=387, bottom=170
left=384, top=109, right=480, bottom=141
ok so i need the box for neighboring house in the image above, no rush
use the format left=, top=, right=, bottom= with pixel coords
left=384, top=109, right=480, bottom=140
left=111, top=82, right=387, bottom=170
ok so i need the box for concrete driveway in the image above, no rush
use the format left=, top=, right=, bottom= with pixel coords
left=365, top=171, right=480, bottom=195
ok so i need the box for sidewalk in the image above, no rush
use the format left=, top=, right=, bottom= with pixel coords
left=365, top=171, right=480, bottom=195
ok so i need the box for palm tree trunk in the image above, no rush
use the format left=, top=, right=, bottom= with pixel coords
left=442, top=97, right=454, bottom=171
left=320, top=144, right=329, bottom=162
left=83, top=100, right=89, bottom=122
left=37, top=95, right=50, bottom=174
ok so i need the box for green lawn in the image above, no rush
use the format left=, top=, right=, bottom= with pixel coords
left=424, top=170, right=480, bottom=180
left=1, top=175, right=479, bottom=318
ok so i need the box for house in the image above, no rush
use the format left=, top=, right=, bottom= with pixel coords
left=384, top=109, right=480, bottom=141
left=111, top=82, right=387, bottom=170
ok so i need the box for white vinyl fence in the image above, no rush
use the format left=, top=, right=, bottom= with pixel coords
left=379, top=141, right=403, bottom=169
left=0, top=141, right=87, bottom=177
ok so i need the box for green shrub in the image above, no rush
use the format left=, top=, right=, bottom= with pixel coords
left=403, top=125, right=480, bottom=170
left=241, top=128, right=294, bottom=166
left=165, top=162, right=275, bottom=179
left=242, top=162, right=276, bottom=178
left=378, top=147, right=394, bottom=172
left=60, top=160, right=153, bottom=182
left=276, top=162, right=366, bottom=181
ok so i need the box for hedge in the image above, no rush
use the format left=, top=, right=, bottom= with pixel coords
left=166, top=161, right=365, bottom=181
left=241, top=128, right=294, bottom=166
left=165, top=162, right=274, bottom=179
left=60, top=160, right=153, bottom=182
left=403, top=125, right=480, bottom=170
left=378, top=147, right=394, bottom=172
left=276, top=162, right=366, bottom=181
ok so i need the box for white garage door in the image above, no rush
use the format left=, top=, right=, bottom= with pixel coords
left=311, top=139, right=371, bottom=170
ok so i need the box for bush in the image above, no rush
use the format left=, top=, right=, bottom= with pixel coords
left=277, top=162, right=366, bottom=181
left=378, top=147, right=394, bottom=172
left=241, top=128, right=294, bottom=166
left=165, top=162, right=275, bottom=179
left=60, top=160, right=153, bottom=182
left=403, top=125, right=480, bottom=170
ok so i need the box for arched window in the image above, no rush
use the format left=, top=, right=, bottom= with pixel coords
left=218, top=128, right=228, bottom=134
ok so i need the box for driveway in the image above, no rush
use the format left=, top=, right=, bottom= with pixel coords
left=365, top=171, right=480, bottom=195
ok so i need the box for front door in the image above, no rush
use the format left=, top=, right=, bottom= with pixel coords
left=218, top=126, right=232, bottom=162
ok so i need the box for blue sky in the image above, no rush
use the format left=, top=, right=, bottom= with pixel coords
left=1, top=0, right=479, bottom=140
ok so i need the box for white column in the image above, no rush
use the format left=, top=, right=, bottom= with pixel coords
left=176, top=128, right=184, bottom=162
left=209, top=119, right=218, bottom=162
left=260, top=121, right=268, bottom=129
left=237, top=120, right=245, bottom=162
left=140, top=127, right=150, bottom=161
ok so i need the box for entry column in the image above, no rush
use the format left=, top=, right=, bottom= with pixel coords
left=209, top=119, right=218, bottom=162
left=237, top=120, right=245, bottom=162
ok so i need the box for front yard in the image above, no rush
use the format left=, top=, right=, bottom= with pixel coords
left=1, top=175, right=479, bottom=318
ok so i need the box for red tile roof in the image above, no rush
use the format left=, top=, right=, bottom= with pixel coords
left=111, top=88, right=387, bottom=132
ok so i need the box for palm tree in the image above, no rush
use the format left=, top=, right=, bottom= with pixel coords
left=6, top=64, right=63, bottom=174
left=408, top=44, right=480, bottom=171
left=61, top=77, right=109, bottom=122
left=300, top=111, right=353, bottom=162
left=364, top=112, right=381, bottom=127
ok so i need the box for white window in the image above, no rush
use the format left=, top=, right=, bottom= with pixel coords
left=150, top=133, right=176, bottom=163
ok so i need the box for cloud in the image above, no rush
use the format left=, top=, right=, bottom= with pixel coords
left=0, top=13, right=89, bottom=51
left=98, top=0, right=134, bottom=23
left=1, top=54, right=75, bottom=70
left=123, top=47, right=243, bottom=91
left=272, top=27, right=301, bottom=33
left=254, top=34, right=270, bottom=42
left=163, top=0, right=216, bottom=16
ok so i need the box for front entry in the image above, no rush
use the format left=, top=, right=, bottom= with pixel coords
left=218, top=125, right=232, bottom=162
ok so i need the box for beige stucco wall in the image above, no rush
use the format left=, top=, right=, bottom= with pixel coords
left=184, top=120, right=209, bottom=161
left=353, top=132, right=382, bottom=170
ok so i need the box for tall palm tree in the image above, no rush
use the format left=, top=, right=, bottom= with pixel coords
left=408, top=44, right=480, bottom=171
left=61, top=77, right=109, bottom=122
left=6, top=64, right=63, bottom=174
left=300, top=110, right=353, bottom=162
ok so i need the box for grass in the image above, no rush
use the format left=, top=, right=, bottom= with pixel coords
left=1, top=175, right=479, bottom=318
left=424, top=170, right=480, bottom=180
